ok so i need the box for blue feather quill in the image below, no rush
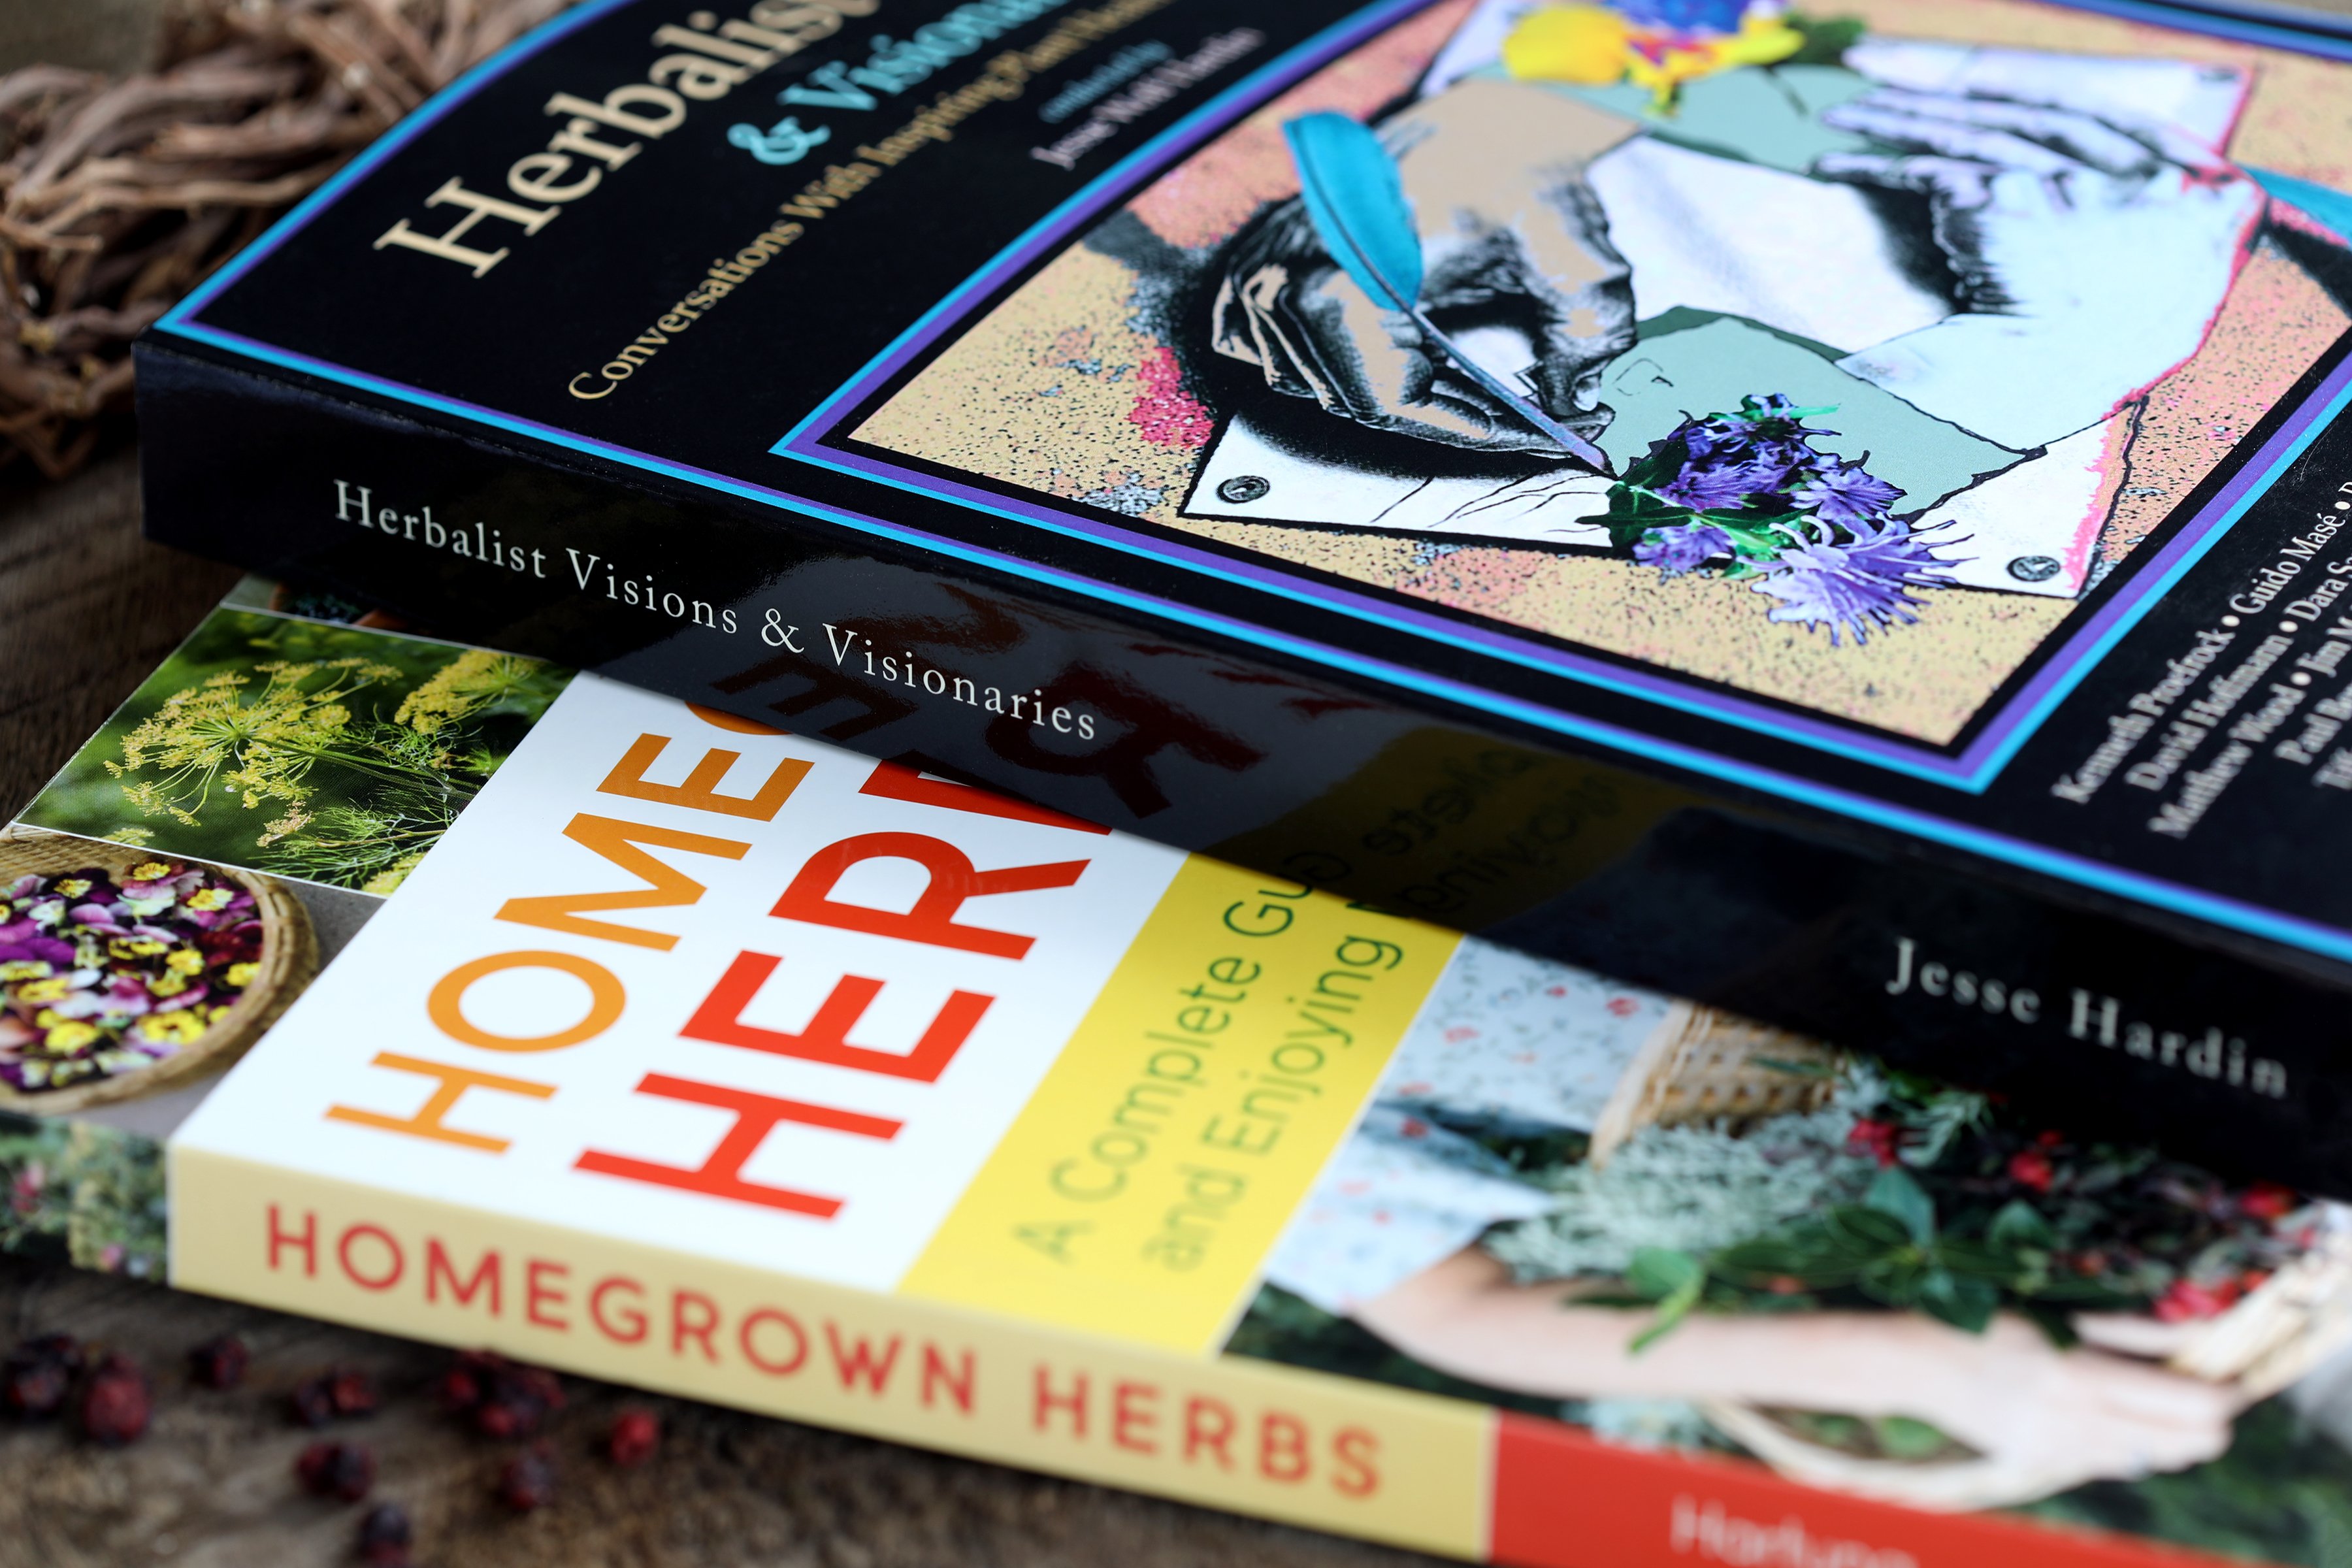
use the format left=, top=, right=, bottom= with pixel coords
left=1284, top=113, right=1424, bottom=315
left=1281, top=112, right=1609, bottom=472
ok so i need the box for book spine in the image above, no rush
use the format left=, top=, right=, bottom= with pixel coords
left=133, top=338, right=2352, bottom=1198
left=168, top=1142, right=2247, bottom=1568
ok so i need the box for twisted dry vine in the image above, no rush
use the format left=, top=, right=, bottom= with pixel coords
left=0, top=0, right=582, bottom=480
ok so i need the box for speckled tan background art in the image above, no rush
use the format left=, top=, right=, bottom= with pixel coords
left=855, top=0, right=2352, bottom=744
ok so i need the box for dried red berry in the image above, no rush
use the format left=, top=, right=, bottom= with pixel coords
left=79, top=1354, right=152, bottom=1446
left=495, top=1445, right=557, bottom=1512
left=436, top=1365, right=481, bottom=1413
left=292, top=1367, right=376, bottom=1427
left=296, top=1439, right=376, bottom=1502
left=187, top=1334, right=248, bottom=1390
left=493, top=1371, right=564, bottom=1439
left=2, top=1333, right=82, bottom=1418
left=290, top=1376, right=338, bottom=1428
left=357, top=1501, right=413, bottom=1567
left=605, top=1407, right=659, bottom=1467
left=329, top=1369, right=378, bottom=1418
left=438, top=1350, right=564, bottom=1438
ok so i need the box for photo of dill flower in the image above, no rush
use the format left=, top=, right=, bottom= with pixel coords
left=22, top=611, right=572, bottom=893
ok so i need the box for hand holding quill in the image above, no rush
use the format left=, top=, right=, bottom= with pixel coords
left=1278, top=112, right=1614, bottom=472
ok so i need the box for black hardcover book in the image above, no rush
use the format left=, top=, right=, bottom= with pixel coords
left=136, top=0, right=2352, bottom=1187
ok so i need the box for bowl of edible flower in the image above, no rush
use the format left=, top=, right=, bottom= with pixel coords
left=0, top=829, right=316, bottom=1113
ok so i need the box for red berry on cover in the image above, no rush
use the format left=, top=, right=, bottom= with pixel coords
left=1844, top=1118, right=1901, bottom=1167
left=3, top=1333, right=82, bottom=1418
left=605, top=1407, right=659, bottom=1467
left=2154, top=1278, right=2239, bottom=1322
left=296, top=1439, right=376, bottom=1501
left=2240, top=1182, right=2298, bottom=1221
left=2006, top=1150, right=2055, bottom=1193
left=187, top=1333, right=248, bottom=1390
left=357, top=1501, right=413, bottom=1567
left=79, top=1354, right=152, bottom=1446
left=496, top=1445, right=557, bottom=1512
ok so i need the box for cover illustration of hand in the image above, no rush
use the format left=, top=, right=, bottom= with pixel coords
left=1211, top=58, right=2259, bottom=465
left=1818, top=85, right=2262, bottom=449
left=1211, top=80, right=1639, bottom=459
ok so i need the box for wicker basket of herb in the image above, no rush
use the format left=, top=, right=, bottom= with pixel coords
left=0, top=828, right=315, bottom=1113
left=1490, top=1005, right=2352, bottom=1510
left=1584, top=1001, right=1842, bottom=1165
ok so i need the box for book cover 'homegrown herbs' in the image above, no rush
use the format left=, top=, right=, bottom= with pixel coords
left=14, top=578, right=2352, bottom=1565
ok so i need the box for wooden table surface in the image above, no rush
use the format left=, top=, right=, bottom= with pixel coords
left=0, top=449, right=1437, bottom=1568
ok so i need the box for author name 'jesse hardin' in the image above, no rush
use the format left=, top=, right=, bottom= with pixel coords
left=1882, top=936, right=2287, bottom=1098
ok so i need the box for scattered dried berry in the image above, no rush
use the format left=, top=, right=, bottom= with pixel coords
left=2, top=1333, right=82, bottom=1418
left=292, top=1367, right=378, bottom=1426
left=187, top=1333, right=248, bottom=1390
left=329, top=1369, right=378, bottom=1418
left=495, top=1444, right=557, bottom=1512
left=297, top=1439, right=377, bottom=1502
left=440, top=1350, right=564, bottom=1439
left=290, top=1376, right=338, bottom=1428
left=357, top=1501, right=413, bottom=1567
left=79, top=1353, right=152, bottom=1446
left=604, top=1407, right=659, bottom=1468
left=435, top=1362, right=480, bottom=1414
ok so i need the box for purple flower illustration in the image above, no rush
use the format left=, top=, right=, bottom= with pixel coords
left=1792, top=459, right=1904, bottom=527
left=1749, top=521, right=1963, bottom=646
left=1634, top=523, right=1733, bottom=577
left=1610, top=393, right=1961, bottom=645
left=1673, top=416, right=1748, bottom=465
left=1658, top=461, right=1782, bottom=513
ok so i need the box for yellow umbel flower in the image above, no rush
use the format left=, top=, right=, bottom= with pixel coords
left=111, top=655, right=394, bottom=827
left=396, top=650, right=551, bottom=736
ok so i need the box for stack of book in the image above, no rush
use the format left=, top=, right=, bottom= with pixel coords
left=11, top=0, right=2352, bottom=1558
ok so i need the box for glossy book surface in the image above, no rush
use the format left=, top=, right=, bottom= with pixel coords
left=133, top=0, right=2352, bottom=1186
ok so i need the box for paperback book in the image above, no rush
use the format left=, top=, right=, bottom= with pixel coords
left=131, top=0, right=2352, bottom=1194
left=9, top=579, right=2352, bottom=1565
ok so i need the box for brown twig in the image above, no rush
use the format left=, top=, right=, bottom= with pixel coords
left=0, top=0, right=582, bottom=482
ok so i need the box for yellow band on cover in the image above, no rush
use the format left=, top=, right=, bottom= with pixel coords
left=900, top=855, right=1460, bottom=1354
